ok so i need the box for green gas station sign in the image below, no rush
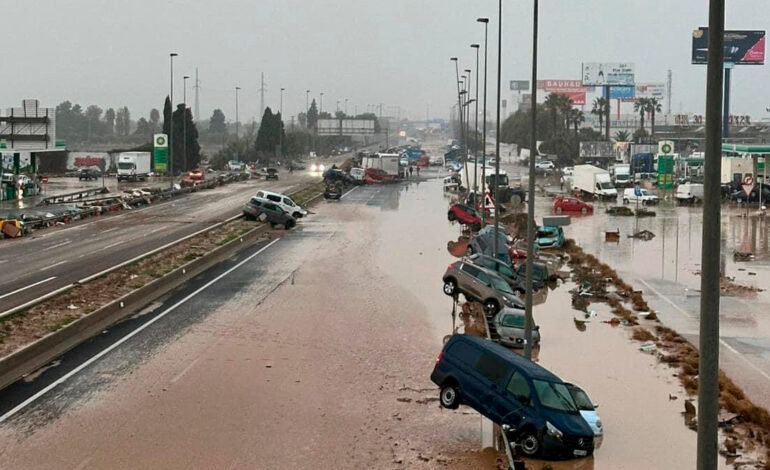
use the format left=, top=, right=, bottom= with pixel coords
left=153, top=133, right=168, bottom=172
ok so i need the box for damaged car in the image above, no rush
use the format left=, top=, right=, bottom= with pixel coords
left=442, top=261, right=524, bottom=312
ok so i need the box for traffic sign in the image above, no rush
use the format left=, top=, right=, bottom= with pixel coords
left=742, top=175, right=755, bottom=197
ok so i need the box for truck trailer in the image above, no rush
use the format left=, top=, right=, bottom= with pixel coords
left=117, top=152, right=152, bottom=182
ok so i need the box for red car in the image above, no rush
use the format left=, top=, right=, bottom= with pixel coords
left=553, top=197, right=593, bottom=214
left=447, top=203, right=482, bottom=231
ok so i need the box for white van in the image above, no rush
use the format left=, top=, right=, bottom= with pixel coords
left=254, top=190, right=307, bottom=219
left=622, top=187, right=659, bottom=205
left=675, top=183, right=704, bottom=204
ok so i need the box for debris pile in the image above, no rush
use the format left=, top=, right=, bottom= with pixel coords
left=629, top=230, right=656, bottom=241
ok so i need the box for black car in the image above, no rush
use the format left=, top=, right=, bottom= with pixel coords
left=432, top=335, right=595, bottom=458
left=78, top=168, right=100, bottom=181
left=730, top=185, right=770, bottom=203
left=243, top=198, right=296, bottom=229
left=265, top=168, right=279, bottom=180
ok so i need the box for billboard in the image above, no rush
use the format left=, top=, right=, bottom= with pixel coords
left=509, top=80, right=530, bottom=91
left=608, top=86, right=635, bottom=100
left=635, top=83, right=666, bottom=100
left=317, top=119, right=376, bottom=135
left=581, top=63, right=635, bottom=86
left=539, top=80, right=586, bottom=105
left=579, top=141, right=614, bottom=159
left=692, top=28, right=765, bottom=65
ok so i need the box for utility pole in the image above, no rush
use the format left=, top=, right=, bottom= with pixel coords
left=472, top=45, right=480, bottom=197
left=169, top=52, right=177, bottom=188
left=306, top=90, right=310, bottom=128
left=259, top=72, right=267, bottom=120
left=666, top=69, right=672, bottom=116
left=697, top=1, right=724, bottom=468
left=478, top=17, right=490, bottom=225
left=235, top=86, right=241, bottom=139
left=524, top=0, right=539, bottom=360
left=492, top=0, right=503, bottom=260
left=183, top=75, right=189, bottom=172
left=194, top=68, right=200, bottom=122
left=280, top=87, right=285, bottom=160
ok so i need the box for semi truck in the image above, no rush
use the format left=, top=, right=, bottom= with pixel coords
left=572, top=164, right=617, bottom=199
left=117, top=152, right=152, bottom=182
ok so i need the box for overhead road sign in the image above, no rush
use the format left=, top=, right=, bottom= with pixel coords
left=509, top=80, right=530, bottom=91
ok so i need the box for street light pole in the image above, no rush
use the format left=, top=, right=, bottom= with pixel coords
left=280, top=87, right=285, bottom=160
left=524, top=0, right=539, bottom=360
left=306, top=89, right=310, bottom=128
left=492, top=0, right=503, bottom=259
left=472, top=45, right=480, bottom=199
left=450, top=57, right=464, bottom=159
left=697, top=1, right=725, bottom=468
left=478, top=18, right=489, bottom=224
left=235, top=86, right=241, bottom=139
left=183, top=75, right=189, bottom=172
left=169, top=52, right=177, bottom=188
left=345, top=98, right=348, bottom=115
left=465, top=69, right=472, bottom=172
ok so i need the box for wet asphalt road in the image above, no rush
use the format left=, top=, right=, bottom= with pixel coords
left=0, top=172, right=320, bottom=313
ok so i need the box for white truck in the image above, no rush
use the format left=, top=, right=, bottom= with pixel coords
left=572, top=164, right=617, bottom=199
left=611, top=164, right=631, bottom=187
left=721, top=157, right=754, bottom=187
left=459, top=163, right=504, bottom=191
left=117, top=152, right=152, bottom=182
left=363, top=153, right=400, bottom=176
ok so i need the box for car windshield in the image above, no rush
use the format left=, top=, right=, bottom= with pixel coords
left=490, top=275, right=514, bottom=294
left=567, top=385, right=595, bottom=411
left=501, top=313, right=525, bottom=328
left=599, top=182, right=614, bottom=190
left=118, top=162, right=134, bottom=169
left=284, top=198, right=295, bottom=207
left=533, top=379, right=578, bottom=413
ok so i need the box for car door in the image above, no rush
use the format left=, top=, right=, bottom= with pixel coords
left=489, top=369, right=537, bottom=427
left=473, top=353, right=510, bottom=419
left=459, top=263, right=483, bottom=299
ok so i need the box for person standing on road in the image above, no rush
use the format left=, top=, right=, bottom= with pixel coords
left=416, top=166, right=420, bottom=177
left=409, top=166, right=413, bottom=178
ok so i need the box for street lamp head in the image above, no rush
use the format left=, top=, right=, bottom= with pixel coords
left=477, top=17, right=489, bottom=23
left=450, top=57, right=458, bottom=61
left=281, top=87, right=285, bottom=91
left=464, top=69, right=472, bottom=73
left=236, top=86, right=241, bottom=90
left=471, top=44, right=480, bottom=49
left=170, top=52, right=178, bottom=57
left=183, top=75, right=190, bottom=80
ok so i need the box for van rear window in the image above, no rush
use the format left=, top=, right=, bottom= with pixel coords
left=447, top=341, right=480, bottom=366
left=475, top=352, right=509, bottom=386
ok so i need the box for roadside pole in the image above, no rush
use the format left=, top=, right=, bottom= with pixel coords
left=492, top=0, right=502, bottom=259
left=472, top=49, right=480, bottom=198
left=478, top=18, right=489, bottom=225
left=523, top=0, right=539, bottom=360
left=697, top=1, right=724, bottom=468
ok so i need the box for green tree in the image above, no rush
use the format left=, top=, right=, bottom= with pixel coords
left=85, top=105, right=103, bottom=138
left=633, top=98, right=649, bottom=133
left=591, top=98, right=608, bottom=136
left=255, top=107, right=284, bottom=157
left=284, top=130, right=312, bottom=157
left=566, top=108, right=584, bottom=136
left=209, top=108, right=227, bottom=134
left=149, top=108, right=161, bottom=133
left=115, top=106, right=131, bottom=136
left=633, top=127, right=649, bottom=143
left=162, top=96, right=172, bottom=137
left=134, top=117, right=152, bottom=138
left=645, top=98, right=663, bottom=138
left=614, top=130, right=630, bottom=142
left=307, top=99, right=319, bottom=129
left=171, top=104, right=201, bottom=171
left=104, top=108, right=116, bottom=135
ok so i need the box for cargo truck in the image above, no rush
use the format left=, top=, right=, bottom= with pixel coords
left=362, top=153, right=400, bottom=176
left=572, top=164, right=617, bottom=200
left=117, top=152, right=152, bottom=182
left=721, top=157, right=754, bottom=188
left=611, top=164, right=631, bottom=187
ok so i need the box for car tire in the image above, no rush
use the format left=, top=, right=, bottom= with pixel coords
left=555, top=206, right=562, bottom=214
left=581, top=206, right=587, bottom=215
left=466, top=245, right=474, bottom=256
left=293, top=212, right=302, bottom=219
left=284, top=221, right=295, bottom=230
left=623, top=198, right=629, bottom=204
left=514, top=288, right=525, bottom=297
left=447, top=211, right=456, bottom=221
left=511, top=195, right=522, bottom=206
left=439, top=383, right=461, bottom=409
left=471, top=223, right=481, bottom=232
left=484, top=300, right=500, bottom=315
left=443, top=279, right=457, bottom=296
left=518, top=429, right=541, bottom=457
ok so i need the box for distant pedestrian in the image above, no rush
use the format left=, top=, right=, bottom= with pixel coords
left=409, top=166, right=414, bottom=177
left=416, top=166, right=420, bottom=177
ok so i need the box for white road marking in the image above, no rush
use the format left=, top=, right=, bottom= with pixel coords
left=42, top=240, right=72, bottom=251
left=0, top=277, right=57, bottom=300
left=170, top=357, right=201, bottom=384
left=0, top=238, right=280, bottom=425
left=101, top=227, right=120, bottom=234
left=40, top=261, right=67, bottom=272
left=146, top=225, right=168, bottom=236
left=340, top=186, right=358, bottom=199
left=637, top=278, right=770, bottom=383
left=98, top=240, right=125, bottom=251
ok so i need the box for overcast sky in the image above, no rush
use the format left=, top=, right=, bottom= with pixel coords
left=2, top=1, right=768, bottom=124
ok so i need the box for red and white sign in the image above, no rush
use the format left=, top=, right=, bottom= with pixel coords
left=742, top=175, right=755, bottom=197
left=538, top=80, right=587, bottom=105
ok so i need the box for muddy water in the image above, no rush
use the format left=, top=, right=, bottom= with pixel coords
left=375, top=172, right=730, bottom=469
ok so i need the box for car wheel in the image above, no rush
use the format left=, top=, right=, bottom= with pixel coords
left=555, top=206, right=562, bottom=214
left=440, top=383, right=460, bottom=409
left=443, top=279, right=457, bottom=296
left=581, top=206, right=587, bottom=215
left=511, top=195, right=522, bottom=206
left=484, top=300, right=499, bottom=315
left=466, top=245, right=474, bottom=256
left=447, top=211, right=456, bottom=221
left=471, top=223, right=482, bottom=232
left=284, top=221, right=294, bottom=230
left=518, top=429, right=541, bottom=456
left=623, top=198, right=629, bottom=204
left=293, top=212, right=302, bottom=219
left=514, top=288, right=525, bottom=297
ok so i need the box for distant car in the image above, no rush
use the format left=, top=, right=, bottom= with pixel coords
left=290, top=161, right=306, bottom=171
left=349, top=167, right=366, bottom=184
left=430, top=156, right=444, bottom=166
left=447, top=204, right=482, bottom=230
left=553, top=197, right=593, bottom=214
left=562, top=167, right=574, bottom=177
left=310, top=162, right=326, bottom=173
left=565, top=383, right=603, bottom=449
left=515, top=261, right=551, bottom=285
left=243, top=198, right=296, bottom=229
left=78, top=168, right=100, bottom=181
left=730, top=186, right=770, bottom=203
left=493, top=307, right=541, bottom=348
left=675, top=183, right=703, bottom=203
left=535, top=160, right=555, bottom=171
left=228, top=160, right=245, bottom=172
left=265, top=168, right=279, bottom=180
left=254, top=190, right=307, bottom=219
left=536, top=226, right=565, bottom=249
left=466, top=229, right=511, bottom=263
left=446, top=161, right=463, bottom=172
left=622, top=188, right=658, bottom=205
left=468, top=253, right=540, bottom=295
left=442, top=261, right=525, bottom=313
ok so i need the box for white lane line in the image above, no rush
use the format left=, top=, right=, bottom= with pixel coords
left=42, top=240, right=72, bottom=251
left=340, top=186, right=358, bottom=199
left=98, top=240, right=125, bottom=251
left=0, top=277, right=57, bottom=300
left=146, top=225, right=168, bottom=236
left=0, top=238, right=280, bottom=425
left=101, top=227, right=120, bottom=234
left=170, top=357, right=200, bottom=384
left=40, top=261, right=67, bottom=272
left=637, top=279, right=770, bottom=384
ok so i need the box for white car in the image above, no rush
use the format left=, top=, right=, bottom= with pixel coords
left=566, top=383, right=603, bottom=450
left=535, top=160, right=555, bottom=170
left=309, top=162, right=325, bottom=173
left=254, top=190, right=307, bottom=219
left=623, top=187, right=658, bottom=205
left=562, top=166, right=574, bottom=177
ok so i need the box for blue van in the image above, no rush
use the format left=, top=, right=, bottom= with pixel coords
left=431, top=335, right=595, bottom=458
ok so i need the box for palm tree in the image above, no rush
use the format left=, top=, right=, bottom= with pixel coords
left=591, top=98, right=607, bottom=133
left=544, top=93, right=563, bottom=133
left=645, top=98, right=663, bottom=138
left=568, top=108, right=584, bottom=136
left=633, top=98, right=649, bottom=133
left=614, top=130, right=630, bottom=142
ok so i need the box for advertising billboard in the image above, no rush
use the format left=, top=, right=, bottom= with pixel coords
left=692, top=28, right=765, bottom=65
left=608, top=86, right=635, bottom=100
left=581, top=63, right=635, bottom=86
left=509, top=80, right=530, bottom=91
left=635, top=83, right=666, bottom=100
left=539, top=80, right=586, bottom=105
left=317, top=119, right=375, bottom=135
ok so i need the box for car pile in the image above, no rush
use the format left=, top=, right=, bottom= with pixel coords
left=435, top=185, right=603, bottom=461
left=243, top=190, right=308, bottom=229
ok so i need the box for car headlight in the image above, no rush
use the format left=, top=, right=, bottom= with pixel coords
left=319, top=164, right=325, bottom=172
left=595, top=419, right=602, bottom=429
left=310, top=164, right=317, bottom=172
left=546, top=421, right=563, bottom=440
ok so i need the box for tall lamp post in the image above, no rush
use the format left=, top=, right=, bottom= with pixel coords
left=471, top=44, right=480, bottom=198
left=524, top=0, right=539, bottom=360
left=492, top=0, right=502, bottom=269
left=183, top=75, right=189, bottom=172
left=305, top=90, right=310, bottom=128
left=235, top=86, right=241, bottom=139
left=477, top=17, right=490, bottom=224
left=169, top=52, right=178, bottom=188
left=280, top=87, right=285, bottom=159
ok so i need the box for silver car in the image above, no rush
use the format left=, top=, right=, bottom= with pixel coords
left=493, top=308, right=540, bottom=348
left=442, top=261, right=525, bottom=313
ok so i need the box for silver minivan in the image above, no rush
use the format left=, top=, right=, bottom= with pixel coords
left=254, top=190, right=307, bottom=219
